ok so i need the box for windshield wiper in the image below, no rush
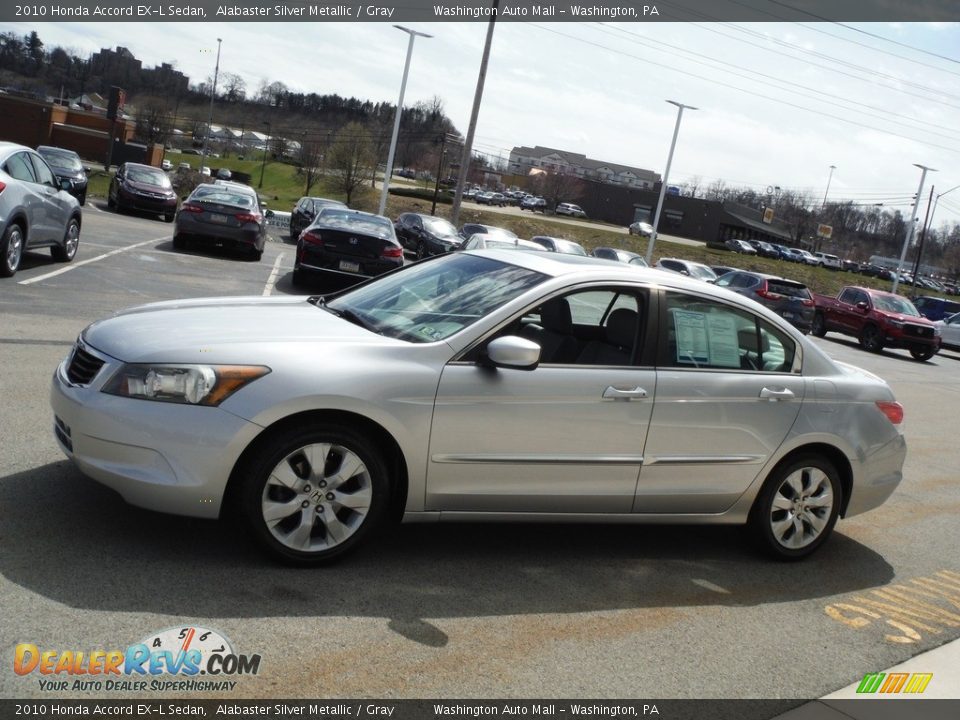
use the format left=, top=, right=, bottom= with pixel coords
left=321, top=304, right=377, bottom=333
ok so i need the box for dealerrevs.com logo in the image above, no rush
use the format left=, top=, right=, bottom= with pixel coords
left=14, top=626, right=261, bottom=692
left=857, top=672, right=933, bottom=694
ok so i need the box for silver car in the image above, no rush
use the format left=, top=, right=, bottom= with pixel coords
left=1, top=141, right=82, bottom=277
left=51, top=251, right=906, bottom=564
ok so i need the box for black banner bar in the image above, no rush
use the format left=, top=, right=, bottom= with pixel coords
left=2, top=0, right=960, bottom=23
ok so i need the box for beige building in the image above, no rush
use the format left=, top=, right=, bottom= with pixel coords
left=508, top=145, right=660, bottom=190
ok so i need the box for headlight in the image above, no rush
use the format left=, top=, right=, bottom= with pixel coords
left=102, top=364, right=270, bottom=406
left=933, top=325, right=942, bottom=337
left=887, top=319, right=904, bottom=328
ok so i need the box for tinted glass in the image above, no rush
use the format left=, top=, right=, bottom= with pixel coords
left=38, top=148, right=82, bottom=171
left=29, top=154, right=56, bottom=186
left=5, top=152, right=38, bottom=182
left=126, top=166, right=172, bottom=188
left=317, top=209, right=394, bottom=239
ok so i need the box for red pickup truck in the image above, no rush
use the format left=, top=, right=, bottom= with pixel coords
left=812, top=286, right=940, bottom=361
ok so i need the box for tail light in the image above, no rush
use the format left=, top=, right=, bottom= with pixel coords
left=301, top=230, right=324, bottom=247
left=876, top=401, right=904, bottom=427
left=801, top=298, right=815, bottom=307
left=235, top=212, right=263, bottom=224
left=0, top=181, right=6, bottom=194
left=381, top=245, right=403, bottom=259
left=179, top=203, right=204, bottom=214
left=756, top=282, right=784, bottom=301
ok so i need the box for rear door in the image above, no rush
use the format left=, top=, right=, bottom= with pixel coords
left=3, top=151, right=55, bottom=244
left=638, top=289, right=805, bottom=514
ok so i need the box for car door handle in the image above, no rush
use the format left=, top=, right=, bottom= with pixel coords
left=603, top=386, right=648, bottom=400
left=759, top=387, right=795, bottom=401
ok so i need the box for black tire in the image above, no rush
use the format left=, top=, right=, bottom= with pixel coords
left=236, top=423, right=390, bottom=565
left=78, top=193, right=86, bottom=206
left=749, top=454, right=842, bottom=560
left=1, top=222, right=25, bottom=278
left=51, top=217, right=80, bottom=263
left=107, top=191, right=116, bottom=210
left=163, top=213, right=175, bottom=223
left=811, top=312, right=827, bottom=338
left=859, top=324, right=883, bottom=353
left=172, top=234, right=186, bottom=250
left=292, top=266, right=307, bottom=287
left=910, top=348, right=936, bottom=362
left=416, top=240, right=426, bottom=260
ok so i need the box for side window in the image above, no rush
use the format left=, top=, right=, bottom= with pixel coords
left=505, top=288, right=646, bottom=366
left=4, top=152, right=37, bottom=183
left=30, top=155, right=56, bottom=187
left=839, top=288, right=857, bottom=305
left=662, top=292, right=796, bottom=372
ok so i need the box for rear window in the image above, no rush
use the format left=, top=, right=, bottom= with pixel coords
left=767, top=281, right=811, bottom=299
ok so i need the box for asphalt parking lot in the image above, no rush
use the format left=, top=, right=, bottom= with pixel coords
left=1, top=205, right=959, bottom=702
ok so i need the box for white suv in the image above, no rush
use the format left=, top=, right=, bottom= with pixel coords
left=555, top=203, right=587, bottom=218
left=813, top=252, right=842, bottom=270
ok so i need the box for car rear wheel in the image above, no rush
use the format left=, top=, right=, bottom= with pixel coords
left=859, top=324, right=884, bottom=353
left=163, top=213, right=174, bottom=223
left=416, top=240, right=426, bottom=260
left=811, top=312, right=827, bottom=337
left=51, top=218, right=80, bottom=262
left=237, top=423, right=389, bottom=565
left=1, top=223, right=25, bottom=277
left=750, top=455, right=841, bottom=560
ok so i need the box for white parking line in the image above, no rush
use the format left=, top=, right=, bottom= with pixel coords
left=262, top=252, right=285, bottom=296
left=18, top=237, right=166, bottom=285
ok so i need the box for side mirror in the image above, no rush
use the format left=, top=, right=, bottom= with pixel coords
left=485, top=336, right=541, bottom=370
left=856, top=301, right=869, bottom=312
left=265, top=209, right=274, bottom=218
left=60, top=178, right=73, bottom=191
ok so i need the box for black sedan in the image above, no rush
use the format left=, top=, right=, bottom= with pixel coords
left=173, top=182, right=267, bottom=260
left=108, top=163, right=178, bottom=222
left=293, top=208, right=403, bottom=289
left=290, top=196, right=347, bottom=241
left=395, top=213, right=461, bottom=259
left=36, top=146, right=88, bottom=206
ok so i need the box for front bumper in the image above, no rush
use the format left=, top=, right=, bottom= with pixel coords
left=50, top=349, right=263, bottom=519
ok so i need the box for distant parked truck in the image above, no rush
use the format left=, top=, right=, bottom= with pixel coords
left=811, top=285, right=940, bottom=361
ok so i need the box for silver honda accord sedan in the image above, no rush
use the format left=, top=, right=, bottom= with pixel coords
left=51, top=250, right=907, bottom=564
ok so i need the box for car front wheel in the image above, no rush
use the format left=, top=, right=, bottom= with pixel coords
left=910, top=348, right=936, bottom=362
left=750, top=455, right=841, bottom=560
left=238, top=424, right=389, bottom=565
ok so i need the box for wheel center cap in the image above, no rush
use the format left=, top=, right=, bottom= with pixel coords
left=310, top=489, right=325, bottom=504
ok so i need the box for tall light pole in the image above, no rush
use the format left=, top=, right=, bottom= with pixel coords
left=378, top=25, right=432, bottom=216
left=892, top=163, right=935, bottom=295
left=199, top=38, right=222, bottom=175
left=258, top=121, right=271, bottom=189
left=645, top=100, right=697, bottom=265
left=822, top=164, right=836, bottom=209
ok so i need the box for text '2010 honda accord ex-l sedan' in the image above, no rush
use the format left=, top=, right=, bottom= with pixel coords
left=51, top=251, right=907, bottom=564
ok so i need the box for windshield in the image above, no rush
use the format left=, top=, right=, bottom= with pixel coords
left=423, top=217, right=458, bottom=238
left=689, top=264, right=718, bottom=281
left=327, top=253, right=547, bottom=343
left=191, top=186, right=256, bottom=208
left=127, top=166, right=172, bottom=188
left=873, top=294, right=921, bottom=317
left=555, top=240, right=587, bottom=256
left=40, top=149, right=82, bottom=171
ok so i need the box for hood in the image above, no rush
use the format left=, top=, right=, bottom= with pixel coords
left=82, top=295, right=396, bottom=363
left=876, top=311, right=933, bottom=326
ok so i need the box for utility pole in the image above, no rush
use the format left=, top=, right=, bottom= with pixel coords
left=451, top=0, right=498, bottom=228
left=910, top=185, right=936, bottom=287
left=893, top=163, right=934, bottom=295
left=431, top=133, right=448, bottom=216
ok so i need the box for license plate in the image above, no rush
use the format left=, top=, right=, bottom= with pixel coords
left=339, top=260, right=360, bottom=273
left=782, top=312, right=795, bottom=319
left=209, top=213, right=229, bottom=224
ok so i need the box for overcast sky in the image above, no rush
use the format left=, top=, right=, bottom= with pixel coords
left=6, top=19, right=960, bottom=227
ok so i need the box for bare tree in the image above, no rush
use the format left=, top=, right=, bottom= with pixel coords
left=531, top=171, right=582, bottom=211
left=327, top=122, right=375, bottom=205
left=133, top=96, right=174, bottom=146
left=299, top=139, right=325, bottom=195
left=220, top=72, right=246, bottom=103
